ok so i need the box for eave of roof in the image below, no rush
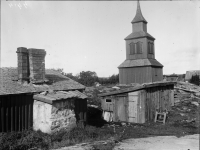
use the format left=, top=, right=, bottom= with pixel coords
left=33, top=90, right=87, bottom=104
left=118, top=59, right=163, bottom=68
left=125, top=31, right=155, bottom=40
left=98, top=81, right=175, bottom=97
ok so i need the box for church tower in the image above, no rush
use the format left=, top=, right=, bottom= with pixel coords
left=118, top=1, right=163, bottom=84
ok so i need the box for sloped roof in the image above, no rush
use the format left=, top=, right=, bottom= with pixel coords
left=131, top=1, right=147, bottom=24
left=118, top=59, right=163, bottom=68
left=34, top=90, right=87, bottom=104
left=99, top=81, right=175, bottom=97
left=0, top=67, right=85, bottom=95
left=125, top=31, right=155, bottom=40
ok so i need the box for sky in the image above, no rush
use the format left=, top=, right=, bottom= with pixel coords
left=1, top=1, right=200, bottom=77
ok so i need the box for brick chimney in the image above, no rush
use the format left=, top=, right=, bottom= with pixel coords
left=16, top=47, right=29, bottom=82
left=16, top=47, right=46, bottom=83
left=28, top=48, right=46, bottom=82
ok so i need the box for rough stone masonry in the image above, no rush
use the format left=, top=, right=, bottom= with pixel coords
left=33, top=99, right=77, bottom=133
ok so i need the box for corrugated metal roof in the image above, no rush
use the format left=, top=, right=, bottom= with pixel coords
left=0, top=67, right=85, bottom=95
left=125, top=31, right=155, bottom=40
left=33, top=90, right=87, bottom=104
left=98, top=81, right=175, bottom=97
left=118, top=59, right=163, bottom=68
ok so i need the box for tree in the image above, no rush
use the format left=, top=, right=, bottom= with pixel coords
left=189, top=75, right=200, bottom=86
left=78, top=71, right=98, bottom=86
left=98, top=74, right=119, bottom=85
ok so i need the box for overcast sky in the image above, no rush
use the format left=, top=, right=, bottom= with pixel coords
left=1, top=1, right=200, bottom=77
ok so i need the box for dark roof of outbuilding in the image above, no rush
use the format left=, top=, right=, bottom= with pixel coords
left=131, top=1, right=147, bottom=24
left=34, top=90, right=87, bottom=104
left=0, top=67, right=85, bottom=95
left=125, top=31, right=155, bottom=40
left=98, top=81, right=175, bottom=97
left=118, top=59, right=163, bottom=68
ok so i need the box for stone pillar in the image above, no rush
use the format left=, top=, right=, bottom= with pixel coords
left=28, top=49, right=46, bottom=82
left=16, top=47, right=29, bottom=82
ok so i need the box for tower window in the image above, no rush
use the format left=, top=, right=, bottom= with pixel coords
left=130, top=42, right=142, bottom=55
left=148, top=42, right=154, bottom=54
left=130, top=42, right=136, bottom=55
left=136, top=42, right=142, bottom=54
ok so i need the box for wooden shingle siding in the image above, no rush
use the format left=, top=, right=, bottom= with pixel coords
left=0, top=94, right=33, bottom=132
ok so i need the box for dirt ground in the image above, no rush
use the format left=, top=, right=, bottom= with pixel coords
left=114, top=134, right=199, bottom=150
left=54, top=134, right=199, bottom=150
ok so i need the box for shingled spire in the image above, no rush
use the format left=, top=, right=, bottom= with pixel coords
left=131, top=0, right=147, bottom=24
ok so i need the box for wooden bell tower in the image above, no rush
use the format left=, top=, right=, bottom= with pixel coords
left=118, top=1, right=163, bottom=84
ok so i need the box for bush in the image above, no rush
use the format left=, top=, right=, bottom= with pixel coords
left=0, top=126, right=115, bottom=150
left=0, top=129, right=50, bottom=150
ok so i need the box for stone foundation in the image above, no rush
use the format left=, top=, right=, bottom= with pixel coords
left=33, top=99, right=77, bottom=133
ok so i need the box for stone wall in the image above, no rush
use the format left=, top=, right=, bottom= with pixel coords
left=51, top=100, right=76, bottom=133
left=33, top=99, right=77, bottom=134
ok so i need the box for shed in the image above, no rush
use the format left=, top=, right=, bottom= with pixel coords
left=33, top=90, right=87, bottom=133
left=0, top=48, right=86, bottom=132
left=165, top=74, right=178, bottom=81
left=99, top=81, right=175, bottom=123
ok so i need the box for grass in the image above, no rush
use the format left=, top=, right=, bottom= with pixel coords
left=0, top=126, right=115, bottom=150
left=0, top=122, right=198, bottom=150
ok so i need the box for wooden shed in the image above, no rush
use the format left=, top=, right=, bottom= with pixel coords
left=165, top=74, right=178, bottom=82
left=99, top=82, right=175, bottom=123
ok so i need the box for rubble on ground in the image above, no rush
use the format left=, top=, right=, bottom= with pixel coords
left=169, top=82, right=200, bottom=128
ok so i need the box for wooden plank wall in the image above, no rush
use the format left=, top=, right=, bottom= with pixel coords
left=137, top=90, right=146, bottom=123
left=151, top=67, right=163, bottom=82
left=0, top=94, right=33, bottom=132
left=119, top=67, right=153, bottom=84
left=145, top=85, right=174, bottom=122
left=101, top=98, right=114, bottom=112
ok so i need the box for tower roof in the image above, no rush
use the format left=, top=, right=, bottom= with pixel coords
left=131, top=1, right=147, bottom=24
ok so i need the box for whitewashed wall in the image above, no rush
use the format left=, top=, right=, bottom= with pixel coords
left=33, top=99, right=77, bottom=133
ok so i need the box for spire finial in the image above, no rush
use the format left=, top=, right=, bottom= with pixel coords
left=132, top=0, right=147, bottom=24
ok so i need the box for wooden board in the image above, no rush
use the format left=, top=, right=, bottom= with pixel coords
left=128, top=91, right=139, bottom=123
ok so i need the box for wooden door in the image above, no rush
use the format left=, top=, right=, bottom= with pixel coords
left=115, top=97, right=126, bottom=122
left=128, top=91, right=139, bottom=123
